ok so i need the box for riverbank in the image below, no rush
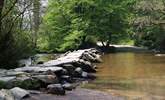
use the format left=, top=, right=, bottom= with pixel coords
left=97, top=43, right=151, bottom=52
left=110, top=44, right=149, bottom=52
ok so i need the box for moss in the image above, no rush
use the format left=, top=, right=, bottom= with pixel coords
left=0, top=81, right=7, bottom=89
left=13, top=79, right=41, bottom=90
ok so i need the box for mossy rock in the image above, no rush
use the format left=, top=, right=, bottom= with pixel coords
left=0, top=81, right=7, bottom=89
left=12, top=79, right=41, bottom=90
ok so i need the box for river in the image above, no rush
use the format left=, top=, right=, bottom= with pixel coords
left=82, top=52, right=165, bottom=99
left=21, top=52, right=165, bottom=99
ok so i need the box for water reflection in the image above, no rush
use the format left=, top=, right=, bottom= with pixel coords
left=83, top=53, right=165, bottom=99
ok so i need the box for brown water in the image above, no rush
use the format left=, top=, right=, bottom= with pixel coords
left=82, top=53, right=165, bottom=99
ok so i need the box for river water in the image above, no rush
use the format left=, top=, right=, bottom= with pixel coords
left=82, top=52, right=165, bottom=99
left=22, top=52, right=165, bottom=99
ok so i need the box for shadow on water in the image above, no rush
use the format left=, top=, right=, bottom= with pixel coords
left=82, top=52, right=165, bottom=99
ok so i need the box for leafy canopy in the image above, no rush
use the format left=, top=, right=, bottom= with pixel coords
left=38, top=0, right=134, bottom=52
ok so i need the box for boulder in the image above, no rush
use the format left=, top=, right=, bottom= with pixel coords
left=75, top=67, right=83, bottom=74
left=0, top=91, right=5, bottom=100
left=81, top=72, right=96, bottom=79
left=4, top=76, right=31, bottom=89
left=16, top=76, right=31, bottom=82
left=0, top=76, right=16, bottom=88
left=32, top=75, right=58, bottom=84
left=82, top=52, right=102, bottom=63
left=62, top=83, right=75, bottom=91
left=60, top=69, right=68, bottom=75
left=90, top=48, right=100, bottom=54
left=60, top=75, right=72, bottom=83
left=82, top=52, right=96, bottom=62
left=62, top=64, right=75, bottom=75
left=0, top=89, right=14, bottom=100
left=10, top=87, right=30, bottom=100
left=47, top=84, right=65, bottom=95
left=42, top=70, right=56, bottom=76
left=0, top=69, right=7, bottom=76
left=0, top=76, right=16, bottom=83
left=95, top=54, right=102, bottom=63
left=93, top=65, right=98, bottom=69
left=10, top=76, right=41, bottom=90
left=81, top=72, right=88, bottom=78
left=73, top=67, right=83, bottom=77
left=5, top=71, right=27, bottom=77
left=78, top=60, right=96, bottom=72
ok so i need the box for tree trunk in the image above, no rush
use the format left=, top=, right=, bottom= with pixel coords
left=33, top=0, right=40, bottom=48
left=81, top=35, right=86, bottom=44
left=105, top=33, right=112, bottom=47
left=0, top=0, right=4, bottom=34
left=101, top=41, right=105, bottom=47
left=106, top=40, right=110, bottom=47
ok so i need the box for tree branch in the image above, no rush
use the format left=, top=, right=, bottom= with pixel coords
left=0, top=0, right=18, bottom=20
left=7, top=1, right=32, bottom=35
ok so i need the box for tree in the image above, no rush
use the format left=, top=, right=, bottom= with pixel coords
left=39, top=0, right=134, bottom=52
left=0, top=0, right=4, bottom=34
left=0, top=0, right=34, bottom=68
left=133, top=0, right=165, bottom=51
left=33, top=0, right=41, bottom=48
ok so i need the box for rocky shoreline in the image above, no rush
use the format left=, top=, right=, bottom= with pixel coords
left=0, top=48, right=102, bottom=100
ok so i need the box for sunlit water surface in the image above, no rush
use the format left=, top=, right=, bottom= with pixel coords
left=82, top=53, right=165, bottom=99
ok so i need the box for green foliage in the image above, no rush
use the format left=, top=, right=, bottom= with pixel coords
left=57, top=30, right=83, bottom=52
left=0, top=81, right=6, bottom=89
left=133, top=0, right=165, bottom=51
left=38, top=0, right=133, bottom=52
left=0, top=0, right=34, bottom=69
left=0, top=31, right=34, bottom=69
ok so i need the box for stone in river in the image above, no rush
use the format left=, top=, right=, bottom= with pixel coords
left=62, top=64, right=75, bottom=75
left=73, top=67, right=83, bottom=77
left=32, top=75, right=59, bottom=84
left=0, top=76, right=16, bottom=82
left=80, top=72, right=96, bottom=79
left=75, top=67, right=83, bottom=74
left=10, top=87, right=30, bottom=100
left=0, top=89, right=14, bottom=100
left=60, top=75, right=72, bottom=83
left=47, top=84, right=65, bottom=95
left=78, top=60, right=96, bottom=72
left=62, top=83, right=75, bottom=91
left=81, top=72, right=88, bottom=78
